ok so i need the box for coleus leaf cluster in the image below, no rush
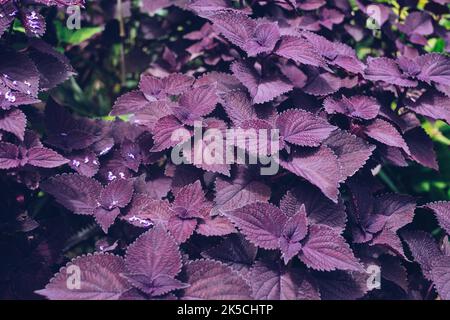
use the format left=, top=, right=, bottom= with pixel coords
left=2, top=0, right=450, bottom=300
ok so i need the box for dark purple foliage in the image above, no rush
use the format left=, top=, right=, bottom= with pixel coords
left=1, top=0, right=450, bottom=301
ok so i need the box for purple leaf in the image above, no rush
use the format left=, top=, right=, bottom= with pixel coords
left=0, top=142, right=20, bottom=169
left=249, top=261, right=303, bottom=300
left=125, top=226, right=182, bottom=280
left=302, top=69, right=343, bottom=96
left=415, top=54, right=450, bottom=86
left=41, top=174, right=103, bottom=215
left=299, top=224, right=362, bottom=271
left=196, top=214, right=236, bottom=237
left=245, top=22, right=280, bottom=57
left=110, top=91, right=152, bottom=116
left=371, top=194, right=415, bottom=233
left=0, top=2, right=16, bottom=38
left=276, top=109, right=336, bottom=147
left=406, top=90, right=450, bottom=125
left=0, top=51, right=40, bottom=97
left=182, top=259, right=252, bottom=300
left=402, top=230, right=442, bottom=280
left=404, top=127, right=438, bottom=170
left=167, top=215, right=198, bottom=243
left=364, top=119, right=410, bottom=155
left=150, top=115, right=191, bottom=152
left=279, top=146, right=341, bottom=202
left=122, top=273, right=188, bottom=297
left=123, top=197, right=171, bottom=228
left=280, top=206, right=308, bottom=264
left=231, top=61, right=293, bottom=104
left=209, top=11, right=256, bottom=50
left=364, top=57, right=417, bottom=87
left=399, top=12, right=433, bottom=40
left=36, top=253, right=131, bottom=300
left=99, top=179, right=134, bottom=210
left=26, top=147, right=69, bottom=168
left=324, top=95, right=380, bottom=120
left=280, top=183, right=347, bottom=231
left=275, top=35, right=324, bottom=67
left=93, top=207, right=121, bottom=234
left=431, top=256, right=450, bottom=300
left=201, top=234, right=257, bottom=271
left=314, top=271, right=367, bottom=300
left=28, top=40, right=75, bottom=90
left=422, top=201, right=450, bottom=235
left=67, top=150, right=100, bottom=177
left=226, top=202, right=288, bottom=250
left=324, top=130, right=375, bottom=181
left=0, top=109, right=26, bottom=140
left=213, top=168, right=271, bottom=215
left=172, top=180, right=207, bottom=218
left=172, top=85, right=218, bottom=125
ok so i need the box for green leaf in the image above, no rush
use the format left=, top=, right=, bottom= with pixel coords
left=55, top=21, right=103, bottom=45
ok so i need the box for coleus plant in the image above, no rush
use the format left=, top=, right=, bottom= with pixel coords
left=2, top=0, right=450, bottom=300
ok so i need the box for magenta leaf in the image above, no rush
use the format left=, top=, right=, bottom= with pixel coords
left=182, top=259, right=252, bottom=300
left=41, top=174, right=102, bottom=215
left=150, top=115, right=191, bottom=152
left=276, top=109, right=336, bottom=147
left=172, top=85, right=218, bottom=125
left=415, top=53, right=450, bottom=86
left=275, top=35, right=324, bottom=67
left=279, top=146, right=341, bottom=202
left=324, top=130, right=375, bottom=181
left=280, top=206, right=308, bottom=263
left=213, top=167, right=271, bottom=215
left=125, top=226, right=182, bottom=283
left=99, top=179, right=134, bottom=210
left=364, top=57, right=417, bottom=87
left=422, top=201, right=450, bottom=235
left=231, top=61, right=293, bottom=104
left=364, top=119, right=410, bottom=155
left=324, top=95, right=380, bottom=120
left=249, top=261, right=303, bottom=300
left=299, top=224, right=362, bottom=271
left=0, top=109, right=26, bottom=140
left=36, top=253, right=131, bottom=300
left=405, top=90, right=450, bottom=125
left=402, top=230, right=442, bottom=280
left=245, top=22, right=280, bottom=57
left=404, top=127, right=438, bottom=170
left=226, top=202, right=288, bottom=250
left=280, top=183, right=347, bottom=231
left=431, top=256, right=450, bottom=300
left=93, top=207, right=121, bottom=234
left=0, top=142, right=20, bottom=169
left=172, top=180, right=207, bottom=219
left=26, top=147, right=69, bottom=168
left=168, top=215, right=198, bottom=243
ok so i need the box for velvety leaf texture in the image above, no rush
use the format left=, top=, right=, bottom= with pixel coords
left=276, top=109, right=336, bottom=147
left=279, top=147, right=341, bottom=202
left=5, top=0, right=450, bottom=301
left=182, top=260, right=252, bottom=300
left=36, top=254, right=131, bottom=300
left=226, top=202, right=288, bottom=250
left=299, top=225, right=362, bottom=272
